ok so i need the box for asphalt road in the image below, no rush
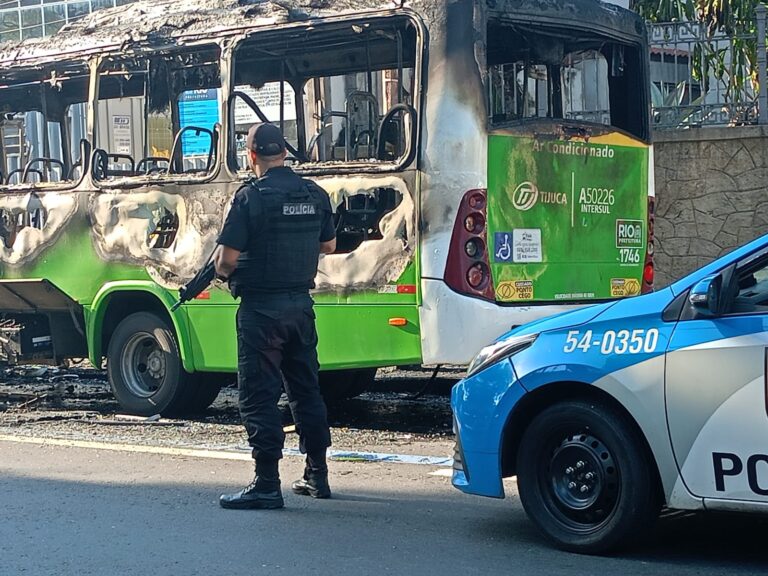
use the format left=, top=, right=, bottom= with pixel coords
left=1, top=439, right=767, bottom=576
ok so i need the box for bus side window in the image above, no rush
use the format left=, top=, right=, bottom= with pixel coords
left=0, top=64, right=89, bottom=189
left=230, top=82, right=300, bottom=172
left=230, top=16, right=418, bottom=168
left=94, top=46, right=222, bottom=182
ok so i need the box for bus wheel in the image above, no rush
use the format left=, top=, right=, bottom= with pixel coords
left=182, top=374, right=226, bottom=414
left=515, top=400, right=658, bottom=554
left=319, top=368, right=377, bottom=402
left=107, top=311, right=190, bottom=416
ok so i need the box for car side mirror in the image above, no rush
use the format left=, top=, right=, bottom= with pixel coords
left=689, top=274, right=722, bottom=317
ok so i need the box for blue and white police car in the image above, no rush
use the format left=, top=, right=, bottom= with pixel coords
left=452, top=233, right=768, bottom=553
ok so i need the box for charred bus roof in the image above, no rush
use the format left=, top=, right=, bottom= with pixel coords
left=0, top=0, right=645, bottom=71
left=0, top=0, right=398, bottom=71
left=487, top=0, right=647, bottom=45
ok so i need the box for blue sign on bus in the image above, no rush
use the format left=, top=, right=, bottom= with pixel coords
left=178, top=89, right=219, bottom=156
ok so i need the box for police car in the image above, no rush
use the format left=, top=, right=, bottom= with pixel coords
left=452, top=233, right=768, bottom=553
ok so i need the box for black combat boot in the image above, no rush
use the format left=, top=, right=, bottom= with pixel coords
left=220, top=459, right=284, bottom=509
left=291, top=452, right=331, bottom=499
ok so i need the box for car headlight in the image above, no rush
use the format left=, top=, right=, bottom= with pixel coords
left=466, top=333, right=538, bottom=377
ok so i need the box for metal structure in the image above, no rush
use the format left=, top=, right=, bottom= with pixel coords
left=649, top=5, right=768, bottom=129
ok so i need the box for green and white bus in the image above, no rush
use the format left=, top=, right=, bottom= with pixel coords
left=0, top=0, right=653, bottom=415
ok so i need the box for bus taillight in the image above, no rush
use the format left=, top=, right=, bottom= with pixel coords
left=643, top=263, right=654, bottom=286
left=642, top=197, right=655, bottom=294
left=444, top=189, right=495, bottom=301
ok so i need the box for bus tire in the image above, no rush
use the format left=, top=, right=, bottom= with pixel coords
left=107, top=311, right=190, bottom=416
left=319, top=368, right=377, bottom=402
left=516, top=399, right=658, bottom=554
left=181, top=374, right=225, bottom=414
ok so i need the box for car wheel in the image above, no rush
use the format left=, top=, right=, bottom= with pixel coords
left=107, top=312, right=190, bottom=416
left=516, top=399, right=658, bottom=554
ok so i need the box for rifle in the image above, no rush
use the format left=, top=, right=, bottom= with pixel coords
left=171, top=251, right=217, bottom=312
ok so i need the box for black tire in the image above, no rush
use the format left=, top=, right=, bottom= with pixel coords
left=181, top=373, right=228, bottom=414
left=516, top=400, right=659, bottom=554
left=107, top=312, right=192, bottom=417
left=318, top=368, right=377, bottom=402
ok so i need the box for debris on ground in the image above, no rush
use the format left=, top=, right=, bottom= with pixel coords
left=0, top=363, right=457, bottom=456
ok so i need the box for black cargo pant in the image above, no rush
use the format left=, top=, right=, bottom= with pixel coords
left=236, top=292, right=331, bottom=465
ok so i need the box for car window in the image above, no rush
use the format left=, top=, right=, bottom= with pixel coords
left=726, top=256, right=768, bottom=315
left=0, top=61, right=90, bottom=190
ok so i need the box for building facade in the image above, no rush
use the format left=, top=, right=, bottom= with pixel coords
left=0, top=0, right=135, bottom=44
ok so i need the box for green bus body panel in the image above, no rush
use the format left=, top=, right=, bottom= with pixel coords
left=182, top=261, right=420, bottom=307
left=0, top=219, right=193, bottom=371
left=314, top=305, right=422, bottom=368
left=487, top=132, right=649, bottom=302
left=0, top=195, right=420, bottom=373
left=0, top=220, right=148, bottom=302
left=185, top=301, right=422, bottom=372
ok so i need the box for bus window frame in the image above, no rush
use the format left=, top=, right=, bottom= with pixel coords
left=226, top=12, right=425, bottom=178
left=485, top=17, right=650, bottom=143
left=0, top=63, right=92, bottom=195
left=92, top=43, right=225, bottom=191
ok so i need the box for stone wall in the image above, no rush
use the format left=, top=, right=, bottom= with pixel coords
left=653, top=125, right=768, bottom=288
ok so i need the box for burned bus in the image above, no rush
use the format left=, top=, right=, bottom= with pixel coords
left=0, top=0, right=653, bottom=415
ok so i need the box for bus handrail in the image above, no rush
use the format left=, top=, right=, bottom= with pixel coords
left=227, top=90, right=307, bottom=162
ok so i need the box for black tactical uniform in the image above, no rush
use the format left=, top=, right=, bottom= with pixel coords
left=218, top=124, right=335, bottom=509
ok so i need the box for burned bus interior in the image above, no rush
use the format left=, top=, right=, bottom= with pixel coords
left=229, top=17, right=417, bottom=253
left=0, top=62, right=90, bottom=187
left=94, top=45, right=223, bottom=181
left=230, top=16, right=418, bottom=168
left=486, top=20, right=649, bottom=141
left=0, top=16, right=418, bottom=256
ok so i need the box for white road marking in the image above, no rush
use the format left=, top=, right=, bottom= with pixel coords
left=429, top=468, right=454, bottom=477
left=0, top=434, right=453, bottom=468
left=0, top=434, right=253, bottom=462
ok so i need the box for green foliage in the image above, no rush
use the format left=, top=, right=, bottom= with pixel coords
left=631, top=0, right=764, bottom=31
left=632, top=0, right=766, bottom=112
left=651, top=80, right=708, bottom=125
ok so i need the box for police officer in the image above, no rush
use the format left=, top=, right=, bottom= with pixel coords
left=215, top=123, right=336, bottom=509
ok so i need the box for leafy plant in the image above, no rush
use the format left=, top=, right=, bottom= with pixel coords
left=651, top=80, right=709, bottom=126
left=632, top=0, right=766, bottom=116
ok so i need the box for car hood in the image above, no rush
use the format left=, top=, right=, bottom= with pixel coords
left=505, top=301, right=618, bottom=339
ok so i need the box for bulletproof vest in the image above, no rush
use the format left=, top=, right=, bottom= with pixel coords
left=231, top=174, right=324, bottom=296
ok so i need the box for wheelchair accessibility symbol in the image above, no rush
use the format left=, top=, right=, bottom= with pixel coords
left=494, top=232, right=513, bottom=263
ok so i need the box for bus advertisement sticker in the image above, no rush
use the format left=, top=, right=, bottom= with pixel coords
left=512, top=228, right=542, bottom=263
left=496, top=280, right=534, bottom=301
left=610, top=278, right=641, bottom=297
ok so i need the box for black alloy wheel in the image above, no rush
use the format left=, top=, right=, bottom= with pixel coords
left=516, top=399, right=659, bottom=554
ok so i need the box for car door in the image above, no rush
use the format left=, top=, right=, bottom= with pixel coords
left=665, top=248, right=768, bottom=503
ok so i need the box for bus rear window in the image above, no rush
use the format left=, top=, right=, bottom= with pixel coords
left=487, top=23, right=648, bottom=140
